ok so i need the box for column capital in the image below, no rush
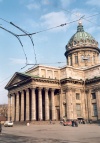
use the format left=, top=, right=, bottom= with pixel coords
left=44, top=87, right=49, bottom=92
left=38, top=87, right=43, bottom=91
left=50, top=88, right=55, bottom=92
left=85, top=89, right=89, bottom=94
left=80, top=89, right=84, bottom=93
left=8, top=94, right=11, bottom=98
left=65, top=87, right=72, bottom=92
left=95, top=87, right=100, bottom=92
left=31, top=86, right=36, bottom=90
left=31, top=88, right=36, bottom=93
left=19, top=90, right=24, bottom=94
left=24, top=88, right=29, bottom=93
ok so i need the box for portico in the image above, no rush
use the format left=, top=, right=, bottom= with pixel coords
left=8, top=86, right=60, bottom=122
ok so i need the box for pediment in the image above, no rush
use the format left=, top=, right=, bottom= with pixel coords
left=5, top=72, right=31, bottom=89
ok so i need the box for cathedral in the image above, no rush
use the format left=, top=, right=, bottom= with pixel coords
left=5, top=22, right=100, bottom=122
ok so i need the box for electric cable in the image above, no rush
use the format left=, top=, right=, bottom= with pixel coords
left=10, top=22, right=37, bottom=65
left=0, top=25, right=28, bottom=65
left=61, top=9, right=100, bottom=27
left=16, top=18, right=82, bottom=36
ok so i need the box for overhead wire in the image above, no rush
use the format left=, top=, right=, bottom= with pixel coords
left=0, top=25, right=28, bottom=65
left=61, top=9, right=100, bottom=27
left=0, top=11, right=99, bottom=88
left=0, top=61, right=66, bottom=89
left=16, top=18, right=83, bottom=37
left=10, top=22, right=37, bottom=65
left=0, top=16, right=83, bottom=69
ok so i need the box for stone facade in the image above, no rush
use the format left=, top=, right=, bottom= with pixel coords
left=5, top=23, right=100, bottom=122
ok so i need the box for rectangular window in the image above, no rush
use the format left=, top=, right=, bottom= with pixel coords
left=81, top=55, right=84, bottom=62
left=76, top=93, right=80, bottom=100
left=93, top=55, right=95, bottom=63
left=92, top=103, right=97, bottom=116
left=76, top=104, right=81, bottom=117
left=91, top=93, right=96, bottom=99
left=70, top=56, right=72, bottom=66
left=75, top=55, right=78, bottom=64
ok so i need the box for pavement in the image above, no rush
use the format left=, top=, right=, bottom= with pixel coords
left=0, top=123, right=100, bottom=143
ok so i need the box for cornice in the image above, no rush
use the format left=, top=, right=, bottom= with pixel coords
left=85, top=77, right=100, bottom=84
left=60, top=78, right=84, bottom=85
left=5, top=78, right=32, bottom=90
left=65, top=46, right=100, bottom=57
left=32, top=77, right=59, bottom=84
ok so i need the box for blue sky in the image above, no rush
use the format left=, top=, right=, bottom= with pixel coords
left=0, top=0, right=100, bottom=104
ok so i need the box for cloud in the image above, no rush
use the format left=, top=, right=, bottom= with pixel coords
left=86, top=0, right=100, bottom=7
left=40, top=11, right=68, bottom=32
left=26, top=3, right=40, bottom=10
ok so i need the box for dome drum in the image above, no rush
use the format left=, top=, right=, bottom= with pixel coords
left=65, top=46, right=100, bottom=57
left=66, top=39, right=98, bottom=51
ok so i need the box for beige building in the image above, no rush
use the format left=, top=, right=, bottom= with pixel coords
left=5, top=22, right=100, bottom=122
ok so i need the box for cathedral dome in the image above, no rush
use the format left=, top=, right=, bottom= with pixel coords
left=66, top=22, right=98, bottom=51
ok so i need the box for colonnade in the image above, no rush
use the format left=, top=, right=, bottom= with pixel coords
left=8, top=87, right=56, bottom=122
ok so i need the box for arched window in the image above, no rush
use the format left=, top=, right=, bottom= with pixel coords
left=74, top=41, right=76, bottom=45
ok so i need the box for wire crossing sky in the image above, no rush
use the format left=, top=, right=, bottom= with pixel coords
left=0, top=0, right=100, bottom=104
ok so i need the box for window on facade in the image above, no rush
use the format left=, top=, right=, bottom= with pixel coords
left=91, top=93, right=96, bottom=99
left=74, top=41, right=76, bottom=45
left=92, top=103, right=97, bottom=116
left=76, top=93, right=80, bottom=100
left=93, top=55, right=95, bottom=63
left=87, top=55, right=90, bottom=62
left=76, top=104, right=81, bottom=117
left=70, top=55, right=72, bottom=66
left=81, top=55, right=84, bottom=62
left=75, top=55, right=78, bottom=64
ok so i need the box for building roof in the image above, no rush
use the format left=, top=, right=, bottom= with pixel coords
left=66, top=22, right=98, bottom=50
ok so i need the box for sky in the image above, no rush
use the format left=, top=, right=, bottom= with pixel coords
left=0, top=0, right=100, bottom=104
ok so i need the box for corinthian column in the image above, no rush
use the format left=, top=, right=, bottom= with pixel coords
left=26, top=89, right=29, bottom=121
left=8, top=94, right=11, bottom=121
left=31, top=88, right=36, bottom=120
left=45, top=88, right=49, bottom=120
left=80, top=89, right=86, bottom=119
left=72, top=89, right=77, bottom=119
left=51, top=89, right=55, bottom=120
left=16, top=92, right=19, bottom=121
left=21, top=90, right=24, bottom=121
left=96, top=89, right=100, bottom=119
left=66, top=88, right=71, bottom=120
left=38, top=88, right=42, bottom=120
left=12, top=94, right=15, bottom=121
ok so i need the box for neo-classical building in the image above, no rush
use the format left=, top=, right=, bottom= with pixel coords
left=5, top=22, right=100, bottom=122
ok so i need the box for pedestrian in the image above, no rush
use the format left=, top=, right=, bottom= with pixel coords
left=83, top=120, right=85, bottom=124
left=75, top=120, right=78, bottom=127
left=0, top=121, right=2, bottom=135
left=72, top=120, right=75, bottom=127
left=50, top=119, right=52, bottom=124
left=89, top=119, right=92, bottom=124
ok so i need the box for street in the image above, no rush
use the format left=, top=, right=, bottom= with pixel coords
left=0, top=123, right=100, bottom=143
